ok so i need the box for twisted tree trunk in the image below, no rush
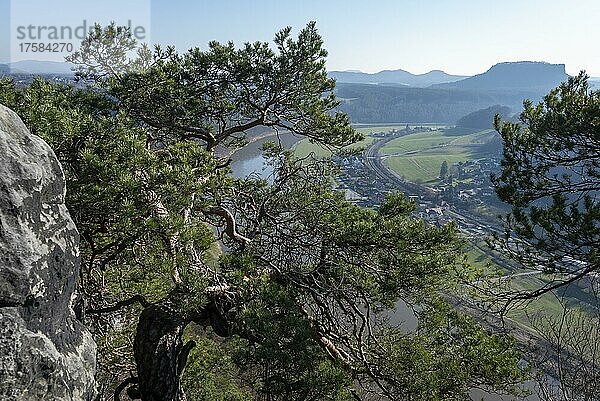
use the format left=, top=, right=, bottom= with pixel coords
left=129, top=290, right=230, bottom=401
left=133, top=302, right=192, bottom=401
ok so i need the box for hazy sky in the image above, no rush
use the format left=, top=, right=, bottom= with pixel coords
left=2, top=0, right=600, bottom=76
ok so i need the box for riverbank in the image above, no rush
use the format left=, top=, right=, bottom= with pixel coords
left=229, top=131, right=301, bottom=179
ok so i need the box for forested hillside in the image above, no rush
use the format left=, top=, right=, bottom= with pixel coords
left=456, top=105, right=512, bottom=128
left=335, top=83, right=536, bottom=123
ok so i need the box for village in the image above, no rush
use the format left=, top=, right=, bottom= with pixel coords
left=335, top=128, right=506, bottom=230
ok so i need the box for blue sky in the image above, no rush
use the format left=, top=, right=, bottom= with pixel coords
left=2, top=0, right=600, bottom=75
left=0, top=0, right=8, bottom=63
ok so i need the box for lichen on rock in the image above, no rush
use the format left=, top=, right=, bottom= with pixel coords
left=0, top=104, right=96, bottom=400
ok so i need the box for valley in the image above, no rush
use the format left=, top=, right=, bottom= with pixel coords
left=291, top=124, right=598, bottom=340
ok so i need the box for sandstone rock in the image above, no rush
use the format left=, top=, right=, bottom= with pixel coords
left=0, top=104, right=96, bottom=400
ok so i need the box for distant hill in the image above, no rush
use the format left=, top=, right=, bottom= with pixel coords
left=2, top=60, right=73, bottom=75
left=589, top=77, right=600, bottom=90
left=432, top=61, right=569, bottom=92
left=328, top=69, right=467, bottom=87
left=333, top=61, right=571, bottom=124
left=456, top=105, right=512, bottom=129
left=0, top=63, right=27, bottom=75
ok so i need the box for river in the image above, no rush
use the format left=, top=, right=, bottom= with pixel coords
left=230, top=132, right=300, bottom=179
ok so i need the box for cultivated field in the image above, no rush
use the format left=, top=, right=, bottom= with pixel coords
left=292, top=124, right=446, bottom=159
left=380, top=128, right=500, bottom=183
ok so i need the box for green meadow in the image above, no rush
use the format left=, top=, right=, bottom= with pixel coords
left=292, top=124, right=447, bottom=159
left=380, top=128, right=499, bottom=183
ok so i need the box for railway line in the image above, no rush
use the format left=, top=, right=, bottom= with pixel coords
left=363, top=136, right=504, bottom=236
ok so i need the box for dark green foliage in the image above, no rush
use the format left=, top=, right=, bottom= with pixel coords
left=379, top=303, right=525, bottom=401
left=493, top=73, right=599, bottom=281
left=227, top=277, right=355, bottom=401
left=492, top=72, right=600, bottom=401
left=182, top=336, right=251, bottom=401
left=439, top=160, right=449, bottom=179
